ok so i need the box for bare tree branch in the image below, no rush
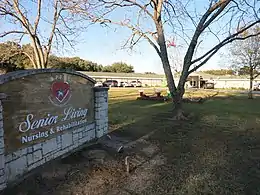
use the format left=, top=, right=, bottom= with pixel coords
left=253, top=72, right=260, bottom=79
left=56, top=28, right=75, bottom=49
left=21, top=51, right=37, bottom=69
left=201, top=0, right=231, bottom=32
left=0, top=30, right=27, bottom=38
left=184, top=0, right=231, bottom=67
left=34, top=0, right=42, bottom=34
left=125, top=0, right=154, bottom=20
left=45, top=0, right=63, bottom=64
left=12, top=0, right=33, bottom=32
left=87, top=14, right=161, bottom=56
left=190, top=20, right=260, bottom=66
left=189, top=29, right=260, bottom=73
left=0, top=0, right=82, bottom=69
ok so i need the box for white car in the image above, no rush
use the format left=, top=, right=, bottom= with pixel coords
left=130, top=80, right=142, bottom=87
left=94, top=81, right=103, bottom=87
left=253, top=83, right=260, bottom=91
left=119, top=81, right=131, bottom=87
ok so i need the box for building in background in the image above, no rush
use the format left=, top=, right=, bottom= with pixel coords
left=79, top=71, right=164, bottom=87
left=79, top=71, right=260, bottom=89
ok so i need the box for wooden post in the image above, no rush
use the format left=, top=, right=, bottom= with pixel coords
left=125, top=156, right=130, bottom=174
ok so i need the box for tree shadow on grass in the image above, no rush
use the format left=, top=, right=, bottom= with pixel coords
left=140, top=95, right=260, bottom=194
left=106, top=95, right=260, bottom=194
left=108, top=99, right=171, bottom=138
left=4, top=95, right=260, bottom=195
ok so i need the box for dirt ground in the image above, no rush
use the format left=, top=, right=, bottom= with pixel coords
left=2, top=129, right=166, bottom=195
left=3, top=115, right=260, bottom=195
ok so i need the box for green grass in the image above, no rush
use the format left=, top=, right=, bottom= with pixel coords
left=108, top=88, right=260, bottom=194
left=108, top=88, right=238, bottom=131
left=108, top=88, right=171, bottom=138
left=107, top=88, right=240, bottom=135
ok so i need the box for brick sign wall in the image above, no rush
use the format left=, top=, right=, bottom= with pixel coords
left=0, top=72, right=95, bottom=153
left=0, top=69, right=109, bottom=190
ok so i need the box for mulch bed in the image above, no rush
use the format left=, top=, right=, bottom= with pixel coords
left=136, top=96, right=168, bottom=101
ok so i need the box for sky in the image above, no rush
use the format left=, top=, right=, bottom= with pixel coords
left=60, top=1, right=226, bottom=74
left=1, top=0, right=252, bottom=74
left=67, top=24, right=224, bottom=74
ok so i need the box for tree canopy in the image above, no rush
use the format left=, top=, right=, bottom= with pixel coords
left=0, top=0, right=83, bottom=68
left=102, top=62, right=134, bottom=73
left=0, top=41, right=34, bottom=73
left=229, top=27, right=260, bottom=98
left=202, top=69, right=235, bottom=76
left=0, top=42, right=135, bottom=73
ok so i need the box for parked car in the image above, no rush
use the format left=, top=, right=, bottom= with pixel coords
left=130, top=80, right=142, bottom=87
left=253, top=83, right=260, bottom=91
left=94, top=81, right=103, bottom=87
left=102, top=80, right=118, bottom=87
left=119, top=81, right=131, bottom=87
left=203, top=82, right=214, bottom=89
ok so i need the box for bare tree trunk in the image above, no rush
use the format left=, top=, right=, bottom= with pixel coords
left=156, top=24, right=176, bottom=91
left=156, top=21, right=188, bottom=119
left=44, top=54, right=48, bottom=68
left=249, top=66, right=253, bottom=99
left=29, top=37, right=42, bottom=69
left=35, top=36, right=46, bottom=68
left=172, top=87, right=188, bottom=120
left=21, top=51, right=37, bottom=69
left=160, top=55, right=188, bottom=119
left=249, top=79, right=253, bottom=99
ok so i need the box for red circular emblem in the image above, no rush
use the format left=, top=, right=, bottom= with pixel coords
left=49, top=81, right=71, bottom=106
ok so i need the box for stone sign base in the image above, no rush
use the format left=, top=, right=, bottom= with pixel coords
left=0, top=69, right=109, bottom=191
